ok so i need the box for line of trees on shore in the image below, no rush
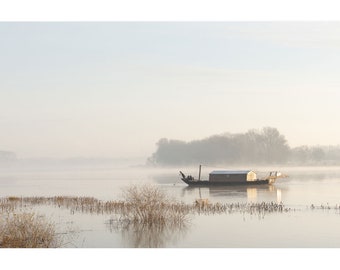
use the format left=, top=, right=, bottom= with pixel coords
left=147, top=127, right=340, bottom=166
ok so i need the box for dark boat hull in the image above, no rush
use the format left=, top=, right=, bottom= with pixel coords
left=181, top=178, right=271, bottom=186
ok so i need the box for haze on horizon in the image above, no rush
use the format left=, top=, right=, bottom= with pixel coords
left=1, top=22, right=340, bottom=159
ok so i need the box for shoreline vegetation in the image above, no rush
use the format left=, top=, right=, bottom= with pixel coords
left=0, top=185, right=290, bottom=248
left=0, top=211, right=65, bottom=248
left=0, top=194, right=290, bottom=216
left=1, top=185, right=340, bottom=248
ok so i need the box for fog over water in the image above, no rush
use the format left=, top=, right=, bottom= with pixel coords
left=2, top=9, right=340, bottom=270
left=1, top=22, right=340, bottom=160
left=2, top=22, right=340, bottom=251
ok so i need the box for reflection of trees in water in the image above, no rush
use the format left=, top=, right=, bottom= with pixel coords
left=107, top=219, right=189, bottom=248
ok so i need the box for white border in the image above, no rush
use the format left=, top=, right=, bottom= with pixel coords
left=1, top=0, right=340, bottom=21
left=1, top=249, right=340, bottom=270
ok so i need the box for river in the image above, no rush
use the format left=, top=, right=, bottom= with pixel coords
left=1, top=164, right=340, bottom=248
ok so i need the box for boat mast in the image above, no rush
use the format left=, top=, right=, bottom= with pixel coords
left=198, top=164, right=202, bottom=181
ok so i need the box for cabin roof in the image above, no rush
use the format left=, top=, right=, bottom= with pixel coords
left=209, top=170, right=253, bottom=175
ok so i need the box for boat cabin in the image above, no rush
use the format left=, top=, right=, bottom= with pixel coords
left=209, top=170, right=257, bottom=183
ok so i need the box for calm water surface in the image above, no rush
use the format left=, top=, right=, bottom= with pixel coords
left=1, top=165, right=340, bottom=247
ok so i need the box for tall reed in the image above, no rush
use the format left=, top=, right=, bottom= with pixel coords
left=120, top=185, right=190, bottom=226
left=0, top=211, right=63, bottom=248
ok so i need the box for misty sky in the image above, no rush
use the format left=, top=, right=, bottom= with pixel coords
left=1, top=22, right=340, bottom=159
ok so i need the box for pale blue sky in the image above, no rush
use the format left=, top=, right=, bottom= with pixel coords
left=1, top=22, right=340, bottom=158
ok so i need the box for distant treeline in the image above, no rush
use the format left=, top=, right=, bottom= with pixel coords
left=147, top=127, right=340, bottom=166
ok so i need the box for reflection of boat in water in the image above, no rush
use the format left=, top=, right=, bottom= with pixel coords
left=182, top=185, right=281, bottom=202
left=183, top=184, right=275, bottom=196
left=180, top=165, right=285, bottom=186
left=184, top=184, right=275, bottom=193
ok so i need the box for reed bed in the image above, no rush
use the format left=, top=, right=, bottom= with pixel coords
left=119, top=185, right=190, bottom=226
left=194, top=201, right=287, bottom=216
left=0, top=186, right=295, bottom=248
left=310, top=203, right=340, bottom=211
left=0, top=195, right=290, bottom=219
left=0, top=211, right=63, bottom=248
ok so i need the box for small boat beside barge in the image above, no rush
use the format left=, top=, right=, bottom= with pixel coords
left=180, top=165, right=284, bottom=186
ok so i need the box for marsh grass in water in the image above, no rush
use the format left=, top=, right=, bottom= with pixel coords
left=0, top=211, right=64, bottom=248
left=0, top=185, right=292, bottom=220
left=120, top=185, right=190, bottom=226
left=0, top=185, right=302, bottom=248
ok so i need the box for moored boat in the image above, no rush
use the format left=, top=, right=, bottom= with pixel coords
left=180, top=165, right=284, bottom=186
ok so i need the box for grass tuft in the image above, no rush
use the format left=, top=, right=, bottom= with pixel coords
left=120, top=184, right=190, bottom=226
left=0, top=211, right=63, bottom=248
